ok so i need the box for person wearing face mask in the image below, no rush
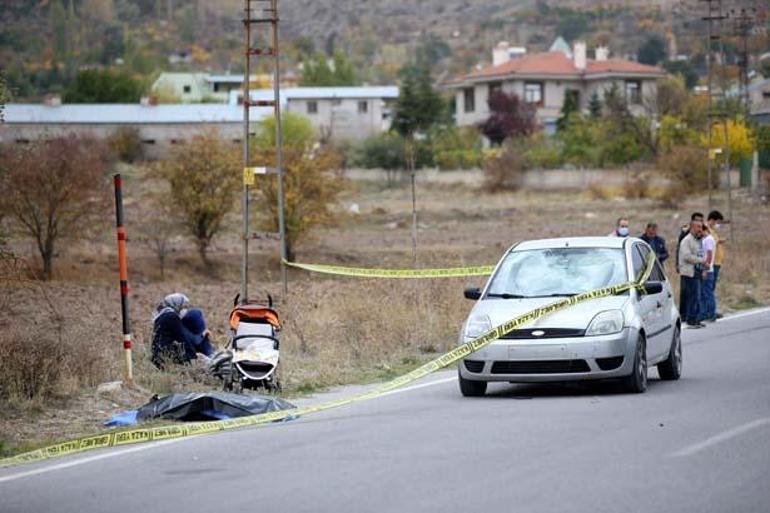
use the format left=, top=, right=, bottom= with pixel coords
left=607, top=217, right=630, bottom=237
left=706, top=210, right=726, bottom=320
left=678, top=219, right=706, bottom=328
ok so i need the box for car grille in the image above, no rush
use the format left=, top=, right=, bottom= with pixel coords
left=499, top=328, right=586, bottom=339
left=464, top=360, right=485, bottom=373
left=596, top=356, right=624, bottom=370
left=490, top=359, right=590, bottom=374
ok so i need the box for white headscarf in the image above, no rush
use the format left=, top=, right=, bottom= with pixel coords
left=152, top=293, right=190, bottom=322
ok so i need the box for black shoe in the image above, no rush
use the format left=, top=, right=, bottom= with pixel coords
left=685, top=323, right=703, bottom=329
left=715, top=313, right=724, bottom=319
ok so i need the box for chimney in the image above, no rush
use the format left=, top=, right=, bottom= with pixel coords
left=493, top=41, right=510, bottom=66
left=573, top=41, right=587, bottom=70
left=595, top=46, right=609, bottom=62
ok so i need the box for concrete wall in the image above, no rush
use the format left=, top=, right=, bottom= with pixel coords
left=0, top=123, right=242, bottom=159
left=286, top=98, right=389, bottom=140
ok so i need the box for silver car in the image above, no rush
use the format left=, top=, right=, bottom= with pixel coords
left=458, top=237, right=682, bottom=396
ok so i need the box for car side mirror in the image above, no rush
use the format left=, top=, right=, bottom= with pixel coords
left=643, top=282, right=663, bottom=295
left=464, top=287, right=482, bottom=300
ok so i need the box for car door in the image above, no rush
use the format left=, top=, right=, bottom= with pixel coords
left=633, top=243, right=668, bottom=359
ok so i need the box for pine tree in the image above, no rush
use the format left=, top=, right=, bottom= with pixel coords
left=556, top=91, right=579, bottom=132
left=588, top=91, right=602, bottom=118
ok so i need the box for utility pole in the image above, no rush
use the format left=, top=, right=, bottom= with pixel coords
left=731, top=6, right=756, bottom=118
left=701, top=0, right=733, bottom=241
left=241, top=0, right=288, bottom=303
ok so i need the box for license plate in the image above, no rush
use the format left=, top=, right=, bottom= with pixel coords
left=508, top=344, right=568, bottom=360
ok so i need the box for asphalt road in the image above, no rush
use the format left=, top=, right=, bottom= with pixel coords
left=2, top=308, right=769, bottom=513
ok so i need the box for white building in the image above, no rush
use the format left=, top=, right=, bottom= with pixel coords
left=1, top=103, right=271, bottom=159
left=448, top=40, right=665, bottom=133
left=232, top=86, right=400, bottom=140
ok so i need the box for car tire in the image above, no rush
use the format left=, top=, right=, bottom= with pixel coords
left=658, top=326, right=682, bottom=381
left=621, top=335, right=647, bottom=394
left=458, top=370, right=487, bottom=397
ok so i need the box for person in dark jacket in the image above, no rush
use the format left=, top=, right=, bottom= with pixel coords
left=151, top=293, right=201, bottom=368
left=639, top=222, right=668, bottom=264
left=181, top=308, right=214, bottom=358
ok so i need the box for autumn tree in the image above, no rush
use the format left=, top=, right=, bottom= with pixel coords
left=155, top=132, right=240, bottom=268
left=0, top=136, right=109, bottom=280
left=251, top=113, right=343, bottom=261
left=478, top=91, right=536, bottom=145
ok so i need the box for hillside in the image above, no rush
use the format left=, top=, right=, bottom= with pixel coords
left=0, top=0, right=729, bottom=100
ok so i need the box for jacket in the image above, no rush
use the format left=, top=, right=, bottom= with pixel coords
left=639, top=234, right=668, bottom=264
left=678, top=233, right=704, bottom=278
left=151, top=311, right=198, bottom=367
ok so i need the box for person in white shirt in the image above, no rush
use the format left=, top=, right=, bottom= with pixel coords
left=700, top=224, right=717, bottom=322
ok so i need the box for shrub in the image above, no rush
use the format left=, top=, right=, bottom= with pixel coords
left=656, top=145, right=710, bottom=207
left=482, top=144, right=526, bottom=192
left=431, top=126, right=482, bottom=170
left=108, top=127, right=143, bottom=163
left=522, top=134, right=563, bottom=169
left=154, top=131, right=241, bottom=268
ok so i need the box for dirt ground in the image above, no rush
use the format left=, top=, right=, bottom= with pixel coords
left=2, top=167, right=768, bottom=455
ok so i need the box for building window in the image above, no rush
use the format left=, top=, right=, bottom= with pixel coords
left=213, top=83, right=220, bottom=93
left=332, top=98, right=342, bottom=106
left=463, top=88, right=475, bottom=113
left=625, top=80, right=642, bottom=104
left=488, top=82, right=502, bottom=97
left=358, top=100, right=368, bottom=113
left=524, top=82, right=544, bottom=106
left=183, top=85, right=191, bottom=94
left=307, top=100, right=318, bottom=114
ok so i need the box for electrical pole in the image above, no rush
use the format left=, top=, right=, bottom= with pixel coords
left=241, top=0, right=288, bottom=302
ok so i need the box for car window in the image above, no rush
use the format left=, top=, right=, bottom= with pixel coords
left=631, top=244, right=646, bottom=281
left=486, top=247, right=628, bottom=297
left=650, top=260, right=666, bottom=282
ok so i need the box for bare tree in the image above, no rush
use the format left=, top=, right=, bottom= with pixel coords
left=137, top=193, right=179, bottom=280
left=0, top=136, right=109, bottom=280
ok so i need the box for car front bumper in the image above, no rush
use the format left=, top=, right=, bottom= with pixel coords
left=458, top=327, right=638, bottom=383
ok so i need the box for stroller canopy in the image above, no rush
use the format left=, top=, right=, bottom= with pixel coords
left=229, top=305, right=281, bottom=331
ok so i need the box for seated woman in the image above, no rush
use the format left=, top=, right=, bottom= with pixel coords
left=151, top=293, right=202, bottom=368
left=180, top=308, right=215, bottom=359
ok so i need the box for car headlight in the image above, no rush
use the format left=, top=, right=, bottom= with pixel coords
left=464, top=314, right=492, bottom=339
left=586, top=310, right=625, bottom=336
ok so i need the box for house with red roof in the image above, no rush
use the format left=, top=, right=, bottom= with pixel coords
left=448, top=40, right=665, bottom=134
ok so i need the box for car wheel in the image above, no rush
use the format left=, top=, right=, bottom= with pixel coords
left=621, top=336, right=647, bottom=393
left=658, top=326, right=682, bottom=381
left=458, top=369, right=487, bottom=397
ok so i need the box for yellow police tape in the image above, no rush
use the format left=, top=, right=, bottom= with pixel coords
left=282, top=260, right=495, bottom=278
left=0, top=254, right=654, bottom=468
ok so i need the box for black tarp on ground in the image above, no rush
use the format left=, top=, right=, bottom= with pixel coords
left=136, top=391, right=295, bottom=422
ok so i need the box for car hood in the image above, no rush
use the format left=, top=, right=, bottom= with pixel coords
left=469, top=295, right=631, bottom=331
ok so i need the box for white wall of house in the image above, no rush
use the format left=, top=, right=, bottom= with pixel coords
left=455, top=76, right=660, bottom=130
left=287, top=97, right=389, bottom=140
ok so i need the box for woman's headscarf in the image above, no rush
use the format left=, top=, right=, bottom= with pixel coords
left=152, top=293, right=190, bottom=322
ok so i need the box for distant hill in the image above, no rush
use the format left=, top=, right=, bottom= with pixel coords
left=0, top=0, right=714, bottom=99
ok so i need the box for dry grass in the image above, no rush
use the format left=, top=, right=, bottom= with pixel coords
left=1, top=169, right=768, bottom=454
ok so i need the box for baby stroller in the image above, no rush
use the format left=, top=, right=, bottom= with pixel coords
left=214, top=296, right=282, bottom=393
